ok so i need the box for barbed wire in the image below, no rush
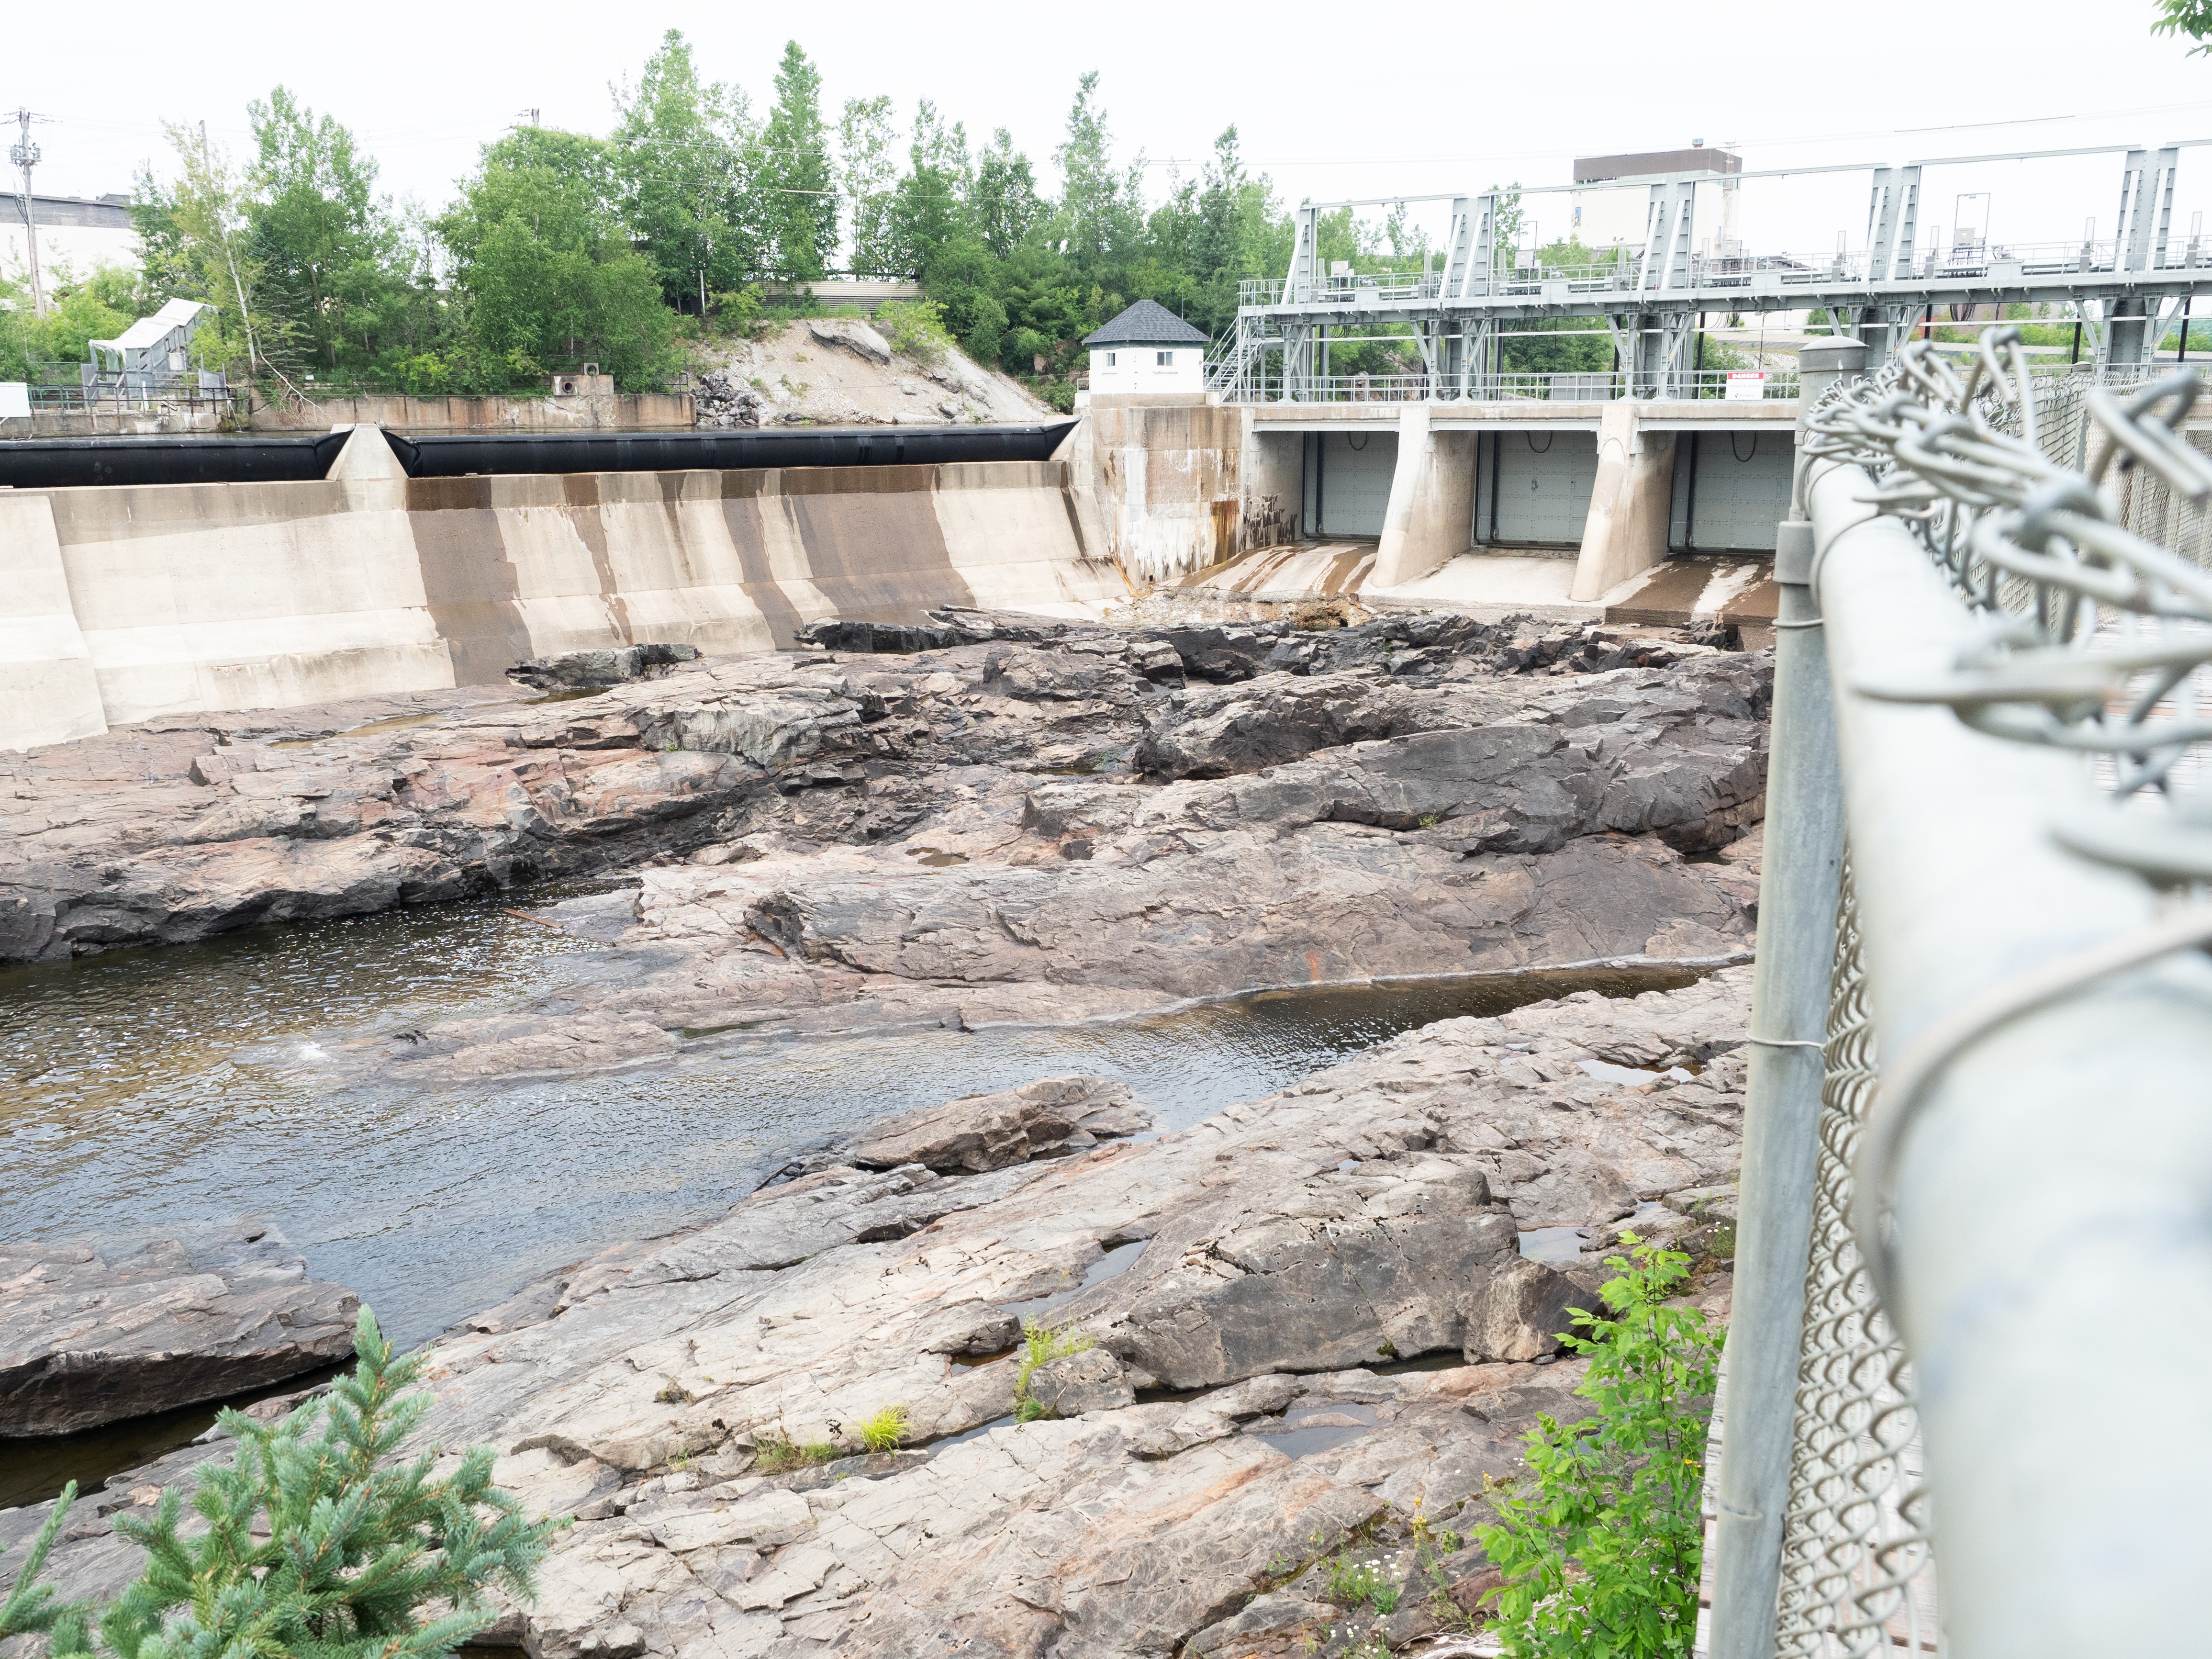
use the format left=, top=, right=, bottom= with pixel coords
left=1771, top=335, right=2212, bottom=1654
left=1799, top=332, right=2212, bottom=1314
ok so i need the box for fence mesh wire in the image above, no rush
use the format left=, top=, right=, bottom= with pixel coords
left=1767, top=348, right=2212, bottom=1655
left=1772, top=858, right=1937, bottom=1657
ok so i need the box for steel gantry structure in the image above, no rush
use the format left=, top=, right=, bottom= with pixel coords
left=1210, top=141, right=2212, bottom=402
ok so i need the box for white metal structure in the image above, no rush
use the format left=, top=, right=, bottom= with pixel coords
left=1711, top=332, right=2212, bottom=1659
left=88, top=299, right=214, bottom=379
left=1214, top=141, right=2212, bottom=404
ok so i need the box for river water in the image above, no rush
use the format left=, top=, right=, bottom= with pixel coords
left=2, top=887, right=1703, bottom=1496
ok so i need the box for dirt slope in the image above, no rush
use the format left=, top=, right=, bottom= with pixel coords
left=698, top=318, right=1053, bottom=427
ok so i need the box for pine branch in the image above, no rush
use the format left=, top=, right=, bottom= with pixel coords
left=8, top=1304, right=561, bottom=1659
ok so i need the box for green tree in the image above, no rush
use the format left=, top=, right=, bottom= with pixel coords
left=0, top=278, right=35, bottom=380
left=245, top=87, right=401, bottom=375
left=889, top=99, right=972, bottom=277
left=2154, top=0, right=2212, bottom=49
left=970, top=128, right=1046, bottom=260
left=1383, top=199, right=1430, bottom=264
left=1499, top=238, right=1613, bottom=374
left=39, top=277, right=134, bottom=366
left=838, top=95, right=899, bottom=276
left=1490, top=183, right=1527, bottom=271
left=920, top=235, right=1006, bottom=363
left=132, top=123, right=284, bottom=380
left=611, top=30, right=760, bottom=311
left=0, top=1309, right=557, bottom=1658
left=1475, top=1237, right=1722, bottom=1659
left=1051, top=72, right=1141, bottom=269
left=760, top=41, right=837, bottom=281
left=441, top=127, right=673, bottom=389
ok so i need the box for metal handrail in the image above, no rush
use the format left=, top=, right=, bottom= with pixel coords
left=1238, top=239, right=2212, bottom=311
left=1204, top=368, right=1799, bottom=404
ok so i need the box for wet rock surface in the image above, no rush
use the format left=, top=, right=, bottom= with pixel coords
left=508, top=642, right=704, bottom=691
left=0, top=1224, right=358, bottom=1437
left=2, top=971, right=1746, bottom=1657
left=0, top=609, right=1762, bottom=969
left=834, top=1075, right=1149, bottom=1175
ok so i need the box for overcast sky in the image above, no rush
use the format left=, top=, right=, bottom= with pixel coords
left=10, top=0, right=2212, bottom=258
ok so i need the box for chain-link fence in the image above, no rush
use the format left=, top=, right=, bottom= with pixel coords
left=1730, top=336, right=2212, bottom=1658
left=1771, top=857, right=1935, bottom=1658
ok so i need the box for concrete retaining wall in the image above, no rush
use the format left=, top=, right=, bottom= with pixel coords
left=0, top=494, right=108, bottom=749
left=1080, top=395, right=1296, bottom=584
left=2, top=428, right=1125, bottom=749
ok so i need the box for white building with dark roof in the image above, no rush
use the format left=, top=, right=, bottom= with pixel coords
left=1083, top=299, right=1209, bottom=393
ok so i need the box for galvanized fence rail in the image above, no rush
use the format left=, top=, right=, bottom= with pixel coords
left=1710, top=331, right=2212, bottom=1659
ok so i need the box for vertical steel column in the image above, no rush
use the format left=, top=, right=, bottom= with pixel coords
left=2106, top=296, right=2150, bottom=369
left=1707, top=335, right=1860, bottom=1659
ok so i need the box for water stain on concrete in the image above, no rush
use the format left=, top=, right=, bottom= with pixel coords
left=405, top=477, right=537, bottom=685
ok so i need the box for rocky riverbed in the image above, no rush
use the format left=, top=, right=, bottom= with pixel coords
left=1, top=968, right=1749, bottom=1659
left=2, top=605, right=1768, bottom=1656
left=2, top=610, right=1765, bottom=1054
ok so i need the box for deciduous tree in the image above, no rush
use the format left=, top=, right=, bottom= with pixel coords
left=760, top=41, right=837, bottom=281
left=246, top=87, right=400, bottom=375
left=611, top=30, right=760, bottom=310
left=838, top=95, right=899, bottom=276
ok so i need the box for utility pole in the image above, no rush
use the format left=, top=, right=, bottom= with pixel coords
left=10, top=107, right=48, bottom=315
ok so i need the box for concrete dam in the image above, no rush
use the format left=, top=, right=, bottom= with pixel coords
left=1, top=421, right=1126, bottom=751
left=0, top=391, right=1804, bottom=754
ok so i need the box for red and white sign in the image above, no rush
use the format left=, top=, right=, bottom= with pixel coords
left=1724, top=370, right=1768, bottom=401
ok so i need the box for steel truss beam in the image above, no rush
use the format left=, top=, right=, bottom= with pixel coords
left=1223, top=145, right=2212, bottom=398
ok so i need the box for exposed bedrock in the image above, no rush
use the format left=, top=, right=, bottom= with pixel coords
left=1, top=971, right=1749, bottom=1658
left=0, top=609, right=1764, bottom=966
left=835, top=1076, right=1151, bottom=1175
left=0, top=1225, right=359, bottom=1437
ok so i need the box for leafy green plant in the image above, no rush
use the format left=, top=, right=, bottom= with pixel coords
left=875, top=298, right=955, bottom=364
left=712, top=285, right=766, bottom=339
left=0, top=1308, right=558, bottom=1659
left=1402, top=1499, right=1472, bottom=1623
left=1011, top=1318, right=1093, bottom=1421
left=1323, top=1553, right=1400, bottom=1615
left=858, top=1405, right=910, bottom=1454
left=1474, top=1234, right=1721, bottom=1658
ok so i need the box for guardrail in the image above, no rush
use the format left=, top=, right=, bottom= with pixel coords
left=1708, top=332, right=2211, bottom=1659
left=1201, top=369, right=1799, bottom=404
left=20, top=380, right=237, bottom=414
left=1239, top=237, right=2212, bottom=310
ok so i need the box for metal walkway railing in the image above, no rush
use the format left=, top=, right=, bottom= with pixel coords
left=1196, top=367, right=1799, bottom=404
left=1709, top=333, right=2212, bottom=1659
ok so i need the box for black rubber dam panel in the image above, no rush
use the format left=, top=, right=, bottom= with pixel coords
left=0, top=422, right=1075, bottom=489
left=0, top=432, right=351, bottom=490
left=384, top=422, right=1078, bottom=478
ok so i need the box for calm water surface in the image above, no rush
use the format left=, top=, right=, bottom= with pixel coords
left=1, top=892, right=1705, bottom=1352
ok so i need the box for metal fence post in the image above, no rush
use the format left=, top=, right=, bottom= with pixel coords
left=1707, top=336, right=1860, bottom=1659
